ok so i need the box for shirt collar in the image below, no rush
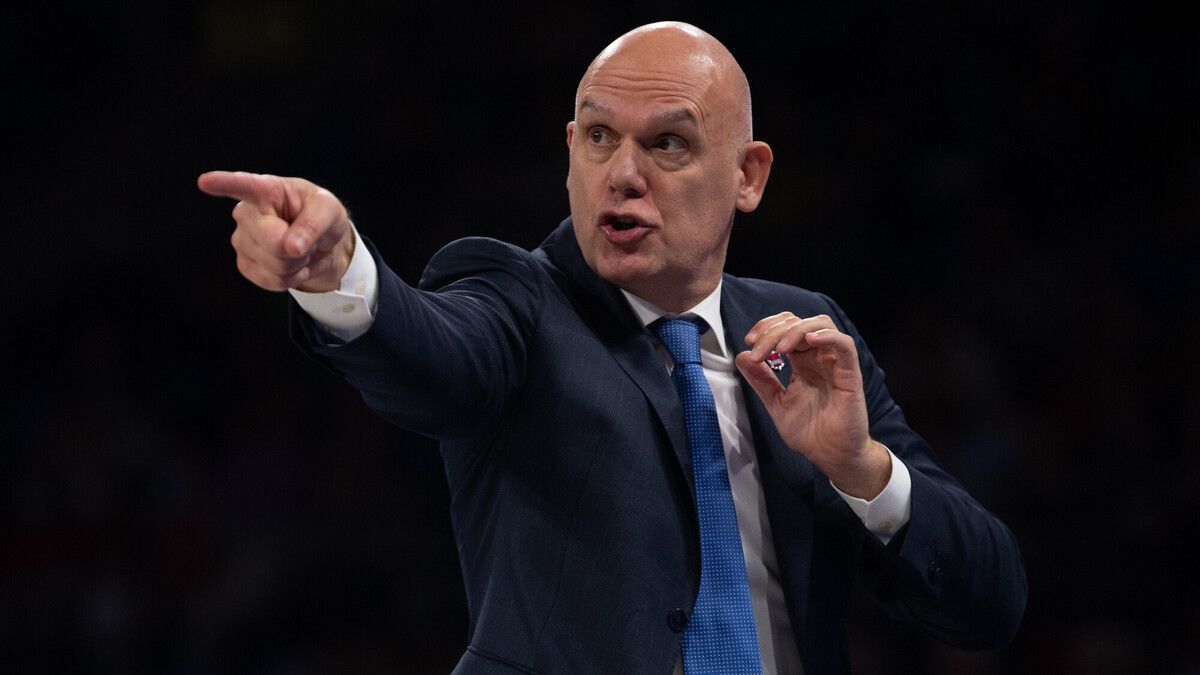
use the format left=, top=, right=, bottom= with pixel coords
left=620, top=281, right=729, bottom=359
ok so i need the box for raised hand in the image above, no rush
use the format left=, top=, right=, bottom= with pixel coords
left=734, top=312, right=891, bottom=499
left=198, top=171, right=354, bottom=293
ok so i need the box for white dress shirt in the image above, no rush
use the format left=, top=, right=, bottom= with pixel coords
left=291, top=229, right=914, bottom=674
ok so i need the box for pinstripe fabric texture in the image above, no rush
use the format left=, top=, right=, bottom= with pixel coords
left=653, top=317, right=763, bottom=674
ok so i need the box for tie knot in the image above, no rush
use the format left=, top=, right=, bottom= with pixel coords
left=652, top=317, right=708, bottom=366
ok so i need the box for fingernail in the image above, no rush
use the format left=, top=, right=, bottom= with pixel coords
left=289, top=234, right=309, bottom=252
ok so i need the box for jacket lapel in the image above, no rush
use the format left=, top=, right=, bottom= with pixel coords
left=537, top=219, right=694, bottom=489
left=719, top=275, right=819, bottom=648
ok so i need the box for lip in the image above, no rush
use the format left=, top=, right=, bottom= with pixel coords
left=597, top=210, right=655, bottom=247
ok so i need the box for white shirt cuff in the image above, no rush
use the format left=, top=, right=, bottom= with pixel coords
left=831, top=446, right=912, bottom=545
left=288, top=225, right=379, bottom=342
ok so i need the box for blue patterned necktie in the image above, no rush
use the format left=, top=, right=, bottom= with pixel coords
left=652, top=317, right=763, bottom=674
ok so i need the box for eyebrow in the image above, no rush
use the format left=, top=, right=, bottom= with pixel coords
left=579, top=99, right=698, bottom=126
left=652, top=108, right=697, bottom=125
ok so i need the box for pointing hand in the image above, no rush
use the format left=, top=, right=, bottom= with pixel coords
left=198, top=171, right=354, bottom=293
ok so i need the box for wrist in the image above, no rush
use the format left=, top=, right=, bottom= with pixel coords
left=830, top=439, right=891, bottom=500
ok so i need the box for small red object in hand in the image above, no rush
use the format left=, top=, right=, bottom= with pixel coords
left=765, top=350, right=785, bottom=372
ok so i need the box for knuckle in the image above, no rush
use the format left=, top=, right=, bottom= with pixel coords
left=266, top=179, right=285, bottom=206
left=307, top=190, right=330, bottom=214
left=253, top=212, right=278, bottom=231
left=259, top=272, right=286, bottom=291
left=236, top=256, right=258, bottom=282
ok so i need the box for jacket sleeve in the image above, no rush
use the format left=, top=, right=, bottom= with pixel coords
left=822, top=294, right=1029, bottom=649
left=291, top=235, right=544, bottom=442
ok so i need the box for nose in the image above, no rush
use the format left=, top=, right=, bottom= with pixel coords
left=606, top=140, right=648, bottom=198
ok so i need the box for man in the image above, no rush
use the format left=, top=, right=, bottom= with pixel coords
left=199, top=22, right=1026, bottom=674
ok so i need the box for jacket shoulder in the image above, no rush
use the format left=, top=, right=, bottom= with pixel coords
left=722, top=274, right=840, bottom=317
left=418, top=236, right=548, bottom=293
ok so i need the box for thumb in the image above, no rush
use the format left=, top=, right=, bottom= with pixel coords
left=735, top=350, right=786, bottom=406
left=281, top=186, right=348, bottom=257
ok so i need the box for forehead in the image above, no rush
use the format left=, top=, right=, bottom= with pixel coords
left=575, top=59, right=717, bottom=127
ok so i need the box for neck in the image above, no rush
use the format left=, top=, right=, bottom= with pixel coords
left=621, top=275, right=720, bottom=314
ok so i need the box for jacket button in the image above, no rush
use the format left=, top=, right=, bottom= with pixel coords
left=667, top=608, right=688, bottom=633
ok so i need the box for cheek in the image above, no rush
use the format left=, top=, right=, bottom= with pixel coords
left=566, top=164, right=594, bottom=246
left=686, top=171, right=737, bottom=220
left=662, top=177, right=736, bottom=254
left=669, top=178, right=722, bottom=226
left=567, top=157, right=591, bottom=199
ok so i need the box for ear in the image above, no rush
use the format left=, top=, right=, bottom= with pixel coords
left=734, top=141, right=773, bottom=213
left=566, top=121, right=576, bottom=148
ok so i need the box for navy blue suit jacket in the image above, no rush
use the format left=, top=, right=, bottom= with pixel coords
left=292, top=218, right=1027, bottom=674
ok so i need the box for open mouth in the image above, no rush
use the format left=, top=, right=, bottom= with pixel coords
left=598, top=212, right=653, bottom=245
left=606, top=215, right=640, bottom=231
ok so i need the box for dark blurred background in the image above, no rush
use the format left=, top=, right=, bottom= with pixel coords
left=3, top=1, right=1197, bottom=673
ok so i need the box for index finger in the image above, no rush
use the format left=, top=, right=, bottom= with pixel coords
left=197, top=171, right=281, bottom=211
left=744, top=311, right=797, bottom=344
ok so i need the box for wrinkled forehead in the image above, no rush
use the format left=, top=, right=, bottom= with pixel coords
left=575, top=44, right=721, bottom=113
left=576, top=67, right=715, bottom=124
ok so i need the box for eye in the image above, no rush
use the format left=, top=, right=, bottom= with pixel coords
left=652, top=135, right=686, bottom=152
left=588, top=126, right=613, bottom=144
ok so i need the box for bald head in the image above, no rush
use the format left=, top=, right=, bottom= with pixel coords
left=564, top=21, right=773, bottom=311
left=575, top=22, right=754, bottom=142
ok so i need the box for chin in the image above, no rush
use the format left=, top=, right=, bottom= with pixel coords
left=593, top=255, right=657, bottom=292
